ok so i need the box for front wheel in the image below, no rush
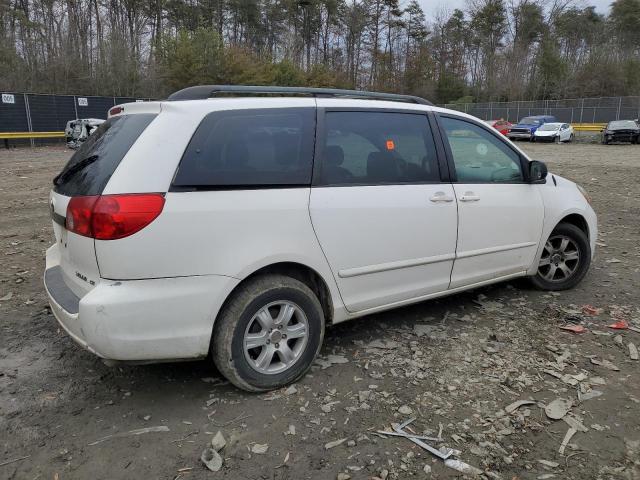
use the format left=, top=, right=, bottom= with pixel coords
left=211, top=274, right=325, bottom=392
left=530, top=223, right=591, bottom=291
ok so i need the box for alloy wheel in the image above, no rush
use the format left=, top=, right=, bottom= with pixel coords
left=243, top=301, right=309, bottom=375
left=538, top=235, right=580, bottom=282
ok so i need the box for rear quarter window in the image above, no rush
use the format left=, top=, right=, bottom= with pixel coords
left=171, top=108, right=315, bottom=189
left=54, top=114, right=157, bottom=196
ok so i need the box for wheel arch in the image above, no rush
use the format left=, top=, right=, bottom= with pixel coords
left=215, top=262, right=335, bottom=331
left=557, top=213, right=590, bottom=240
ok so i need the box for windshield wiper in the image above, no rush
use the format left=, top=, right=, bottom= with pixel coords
left=53, top=155, right=99, bottom=186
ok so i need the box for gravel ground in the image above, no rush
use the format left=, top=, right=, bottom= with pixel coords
left=1, top=142, right=639, bottom=480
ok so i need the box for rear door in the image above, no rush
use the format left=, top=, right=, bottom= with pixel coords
left=309, top=107, right=457, bottom=312
left=50, top=113, right=158, bottom=297
left=436, top=114, right=544, bottom=288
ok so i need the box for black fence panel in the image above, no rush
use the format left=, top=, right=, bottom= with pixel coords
left=0, top=92, right=146, bottom=135
left=0, top=93, right=29, bottom=131
left=27, top=94, right=77, bottom=131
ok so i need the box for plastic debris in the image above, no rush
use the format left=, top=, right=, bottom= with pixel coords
left=201, top=447, right=223, bottom=472
left=581, top=305, right=601, bottom=316
left=538, top=459, right=560, bottom=468
left=559, top=324, right=587, bottom=334
left=324, top=438, right=347, bottom=450
left=590, top=357, right=620, bottom=371
left=444, top=458, right=483, bottom=476
left=251, top=443, right=269, bottom=454
left=558, top=427, right=577, bottom=454
left=545, top=398, right=572, bottom=420
left=211, top=430, right=226, bottom=451
left=505, top=399, right=536, bottom=414
left=608, top=320, right=629, bottom=330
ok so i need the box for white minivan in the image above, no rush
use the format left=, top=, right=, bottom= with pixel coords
left=45, top=86, right=597, bottom=391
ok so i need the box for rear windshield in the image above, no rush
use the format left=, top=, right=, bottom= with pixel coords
left=609, top=120, right=638, bottom=129
left=520, top=117, right=541, bottom=125
left=53, top=114, right=157, bottom=196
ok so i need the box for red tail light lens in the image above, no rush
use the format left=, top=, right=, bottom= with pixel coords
left=66, top=194, right=165, bottom=240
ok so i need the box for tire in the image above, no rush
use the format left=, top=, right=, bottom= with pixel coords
left=530, top=223, right=591, bottom=291
left=211, top=274, right=325, bottom=392
left=568, top=134, right=574, bottom=143
left=555, top=135, right=561, bottom=144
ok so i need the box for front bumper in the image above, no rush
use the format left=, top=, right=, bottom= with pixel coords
left=507, top=132, right=532, bottom=140
left=44, top=245, right=239, bottom=362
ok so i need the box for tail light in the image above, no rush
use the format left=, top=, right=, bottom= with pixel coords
left=66, top=194, right=165, bottom=240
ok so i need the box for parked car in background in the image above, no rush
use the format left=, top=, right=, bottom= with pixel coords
left=65, top=118, right=105, bottom=149
left=507, top=115, right=556, bottom=141
left=533, top=122, right=574, bottom=143
left=44, top=86, right=597, bottom=392
left=601, top=120, right=640, bottom=144
left=485, top=119, right=512, bottom=136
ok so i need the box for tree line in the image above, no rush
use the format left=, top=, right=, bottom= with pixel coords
left=1, top=0, right=639, bottom=104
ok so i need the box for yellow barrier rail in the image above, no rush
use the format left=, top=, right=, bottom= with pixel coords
left=0, top=131, right=65, bottom=139
left=571, top=123, right=607, bottom=132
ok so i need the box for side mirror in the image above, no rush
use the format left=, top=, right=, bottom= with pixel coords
left=529, top=160, right=548, bottom=184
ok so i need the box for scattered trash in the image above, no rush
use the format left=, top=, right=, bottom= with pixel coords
left=201, top=447, right=223, bottom=472
left=579, top=390, right=603, bottom=401
left=545, top=398, right=572, bottom=420
left=336, top=473, right=351, bottom=480
left=444, top=458, right=483, bottom=475
left=559, top=324, right=587, bottom=334
left=538, top=459, right=560, bottom=468
left=211, top=431, right=226, bottom=451
left=324, top=438, right=347, bottom=450
left=563, top=415, right=588, bottom=432
left=0, top=455, right=30, bottom=467
left=251, top=443, right=269, bottom=454
left=629, top=343, right=639, bottom=360
left=608, top=320, right=629, bottom=330
left=505, top=399, right=536, bottom=414
left=605, top=258, right=621, bottom=264
left=390, top=418, right=453, bottom=460
left=316, top=354, right=349, bottom=369
left=88, top=426, right=170, bottom=445
left=284, top=385, right=298, bottom=395
left=581, top=305, right=601, bottom=316
left=558, top=427, right=577, bottom=454
left=398, top=405, right=413, bottom=415
left=590, top=357, right=620, bottom=371
left=0, top=292, right=13, bottom=301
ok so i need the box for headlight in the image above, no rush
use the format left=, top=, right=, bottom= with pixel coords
left=577, top=184, right=592, bottom=204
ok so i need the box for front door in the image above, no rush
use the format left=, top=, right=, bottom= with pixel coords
left=309, top=109, right=458, bottom=312
left=437, top=114, right=544, bottom=288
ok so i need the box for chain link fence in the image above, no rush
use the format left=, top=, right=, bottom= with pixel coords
left=439, top=96, right=640, bottom=124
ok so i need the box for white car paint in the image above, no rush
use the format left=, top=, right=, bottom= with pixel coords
left=45, top=95, right=597, bottom=363
left=534, top=122, right=574, bottom=142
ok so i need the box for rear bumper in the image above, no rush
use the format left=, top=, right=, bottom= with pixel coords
left=44, top=245, right=239, bottom=361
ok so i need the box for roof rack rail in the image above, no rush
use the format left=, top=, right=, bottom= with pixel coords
left=166, top=85, right=433, bottom=106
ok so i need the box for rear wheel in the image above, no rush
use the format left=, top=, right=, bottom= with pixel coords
left=530, top=223, right=591, bottom=291
left=211, top=274, right=325, bottom=392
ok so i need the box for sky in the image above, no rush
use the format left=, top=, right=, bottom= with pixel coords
left=417, top=0, right=613, bottom=22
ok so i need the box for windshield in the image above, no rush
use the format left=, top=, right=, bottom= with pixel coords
left=538, top=124, right=560, bottom=131
left=609, top=120, right=638, bottom=129
left=54, top=114, right=157, bottom=196
left=519, top=117, right=541, bottom=125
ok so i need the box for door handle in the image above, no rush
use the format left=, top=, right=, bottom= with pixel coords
left=459, top=192, right=480, bottom=202
left=429, top=192, right=454, bottom=203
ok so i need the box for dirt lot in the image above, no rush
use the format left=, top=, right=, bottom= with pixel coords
left=1, top=142, right=639, bottom=480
